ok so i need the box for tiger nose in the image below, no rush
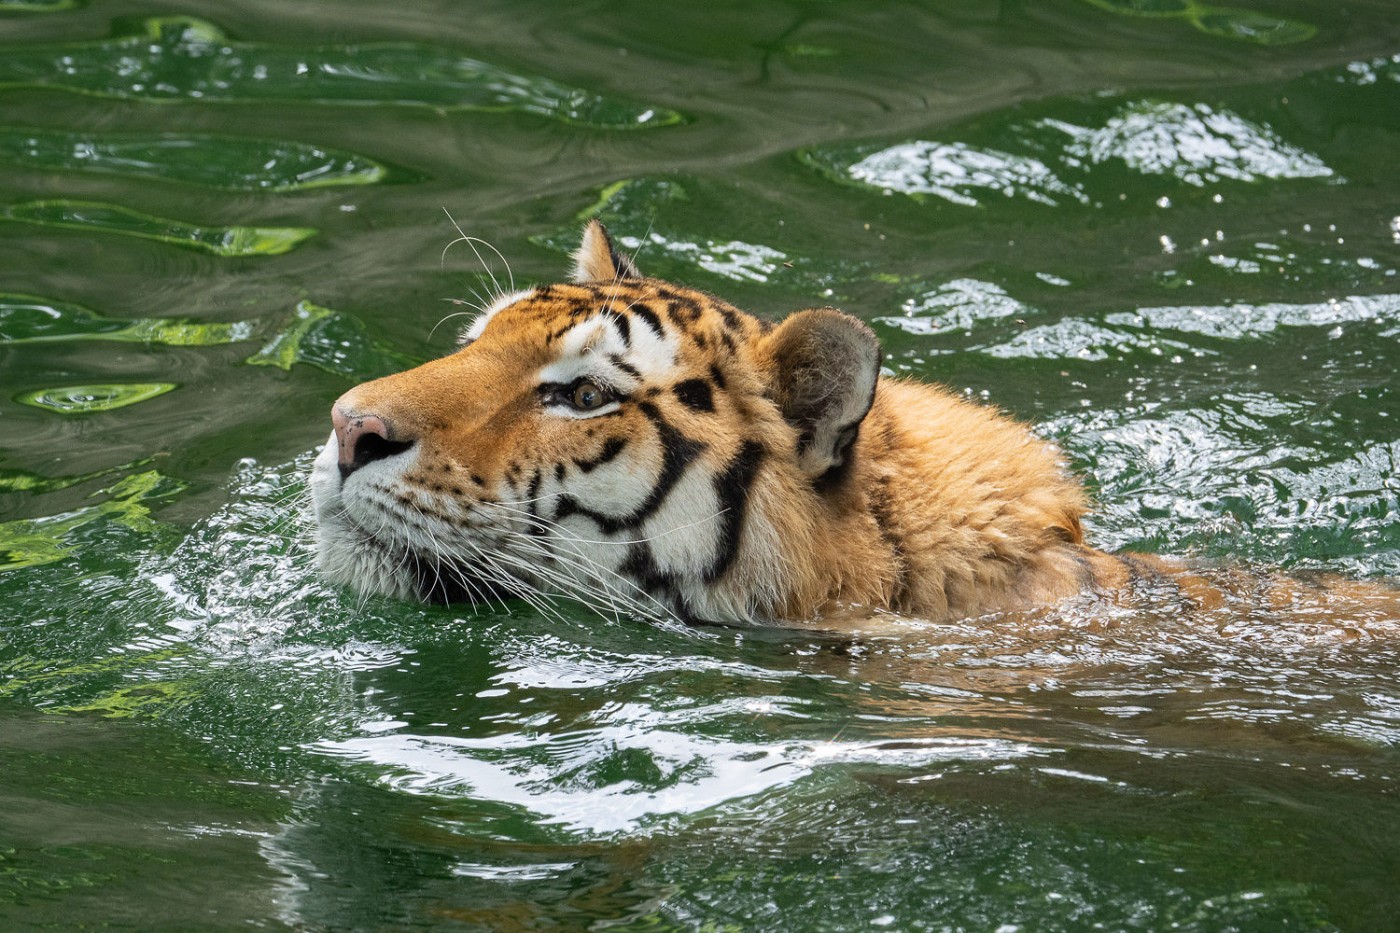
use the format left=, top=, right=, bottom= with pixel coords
left=332, top=405, right=414, bottom=479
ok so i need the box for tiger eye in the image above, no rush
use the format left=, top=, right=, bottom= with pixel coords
left=571, top=380, right=606, bottom=410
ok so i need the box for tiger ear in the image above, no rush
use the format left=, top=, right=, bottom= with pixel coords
left=760, top=308, right=881, bottom=481
left=571, top=219, right=641, bottom=283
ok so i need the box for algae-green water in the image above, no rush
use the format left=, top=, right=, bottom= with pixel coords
left=2, top=1, right=1399, bottom=929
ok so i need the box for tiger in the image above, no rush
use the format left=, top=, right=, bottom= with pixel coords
left=309, top=220, right=1400, bottom=630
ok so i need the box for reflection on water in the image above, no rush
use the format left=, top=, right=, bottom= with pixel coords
left=10, top=453, right=1400, bottom=929
left=0, top=128, right=388, bottom=191
left=1046, top=101, right=1334, bottom=186
left=6, top=455, right=1395, bottom=927
left=0, top=16, right=680, bottom=128
left=842, top=141, right=1085, bottom=206
left=0, top=292, right=254, bottom=346
left=2, top=0, right=1399, bottom=927
left=804, top=96, right=1337, bottom=211
left=3, top=200, right=316, bottom=256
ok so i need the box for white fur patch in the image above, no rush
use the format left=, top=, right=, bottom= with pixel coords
left=536, top=313, right=678, bottom=390
left=458, top=288, right=536, bottom=345
left=643, top=466, right=722, bottom=579
left=556, top=448, right=657, bottom=522
left=309, top=433, right=419, bottom=599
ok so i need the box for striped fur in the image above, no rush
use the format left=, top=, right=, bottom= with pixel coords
left=309, top=222, right=1400, bottom=626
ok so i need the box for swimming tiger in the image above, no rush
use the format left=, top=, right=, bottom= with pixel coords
left=309, top=220, right=1400, bottom=629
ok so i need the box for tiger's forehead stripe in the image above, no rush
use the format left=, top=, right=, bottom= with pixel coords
left=536, top=304, right=679, bottom=387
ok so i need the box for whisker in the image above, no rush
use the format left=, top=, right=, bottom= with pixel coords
left=441, top=208, right=516, bottom=300
left=427, top=304, right=482, bottom=342
left=485, top=497, right=724, bottom=549
left=496, top=532, right=674, bottom=624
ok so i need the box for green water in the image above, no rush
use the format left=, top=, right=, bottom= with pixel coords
left=2, top=0, right=1399, bottom=928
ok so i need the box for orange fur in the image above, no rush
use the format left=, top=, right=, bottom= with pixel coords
left=309, top=223, right=1399, bottom=628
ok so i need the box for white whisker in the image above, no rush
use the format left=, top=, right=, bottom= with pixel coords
left=441, top=208, right=516, bottom=300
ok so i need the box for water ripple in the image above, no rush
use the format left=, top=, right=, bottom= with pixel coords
left=0, top=127, right=389, bottom=191
left=3, top=200, right=315, bottom=256
left=816, top=140, right=1086, bottom=207
left=1044, top=101, right=1334, bottom=187
left=314, top=726, right=1043, bottom=837
left=804, top=97, right=1335, bottom=208
left=0, top=17, right=681, bottom=129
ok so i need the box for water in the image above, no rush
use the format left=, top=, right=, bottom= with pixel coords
left=2, top=0, right=1399, bottom=928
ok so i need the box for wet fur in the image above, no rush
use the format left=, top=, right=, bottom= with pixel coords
left=310, top=222, right=1400, bottom=628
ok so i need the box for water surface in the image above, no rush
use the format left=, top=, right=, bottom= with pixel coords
left=2, top=0, right=1399, bottom=929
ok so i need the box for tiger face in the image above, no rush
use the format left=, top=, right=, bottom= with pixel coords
left=310, top=220, right=884, bottom=623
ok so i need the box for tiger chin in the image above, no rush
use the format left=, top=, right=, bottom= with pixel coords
left=310, top=220, right=1398, bottom=629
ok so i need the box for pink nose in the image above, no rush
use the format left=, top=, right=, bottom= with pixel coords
left=332, top=406, right=408, bottom=478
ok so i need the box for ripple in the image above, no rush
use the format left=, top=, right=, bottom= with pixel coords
left=0, top=470, right=182, bottom=571
left=1051, top=394, right=1400, bottom=574
left=1079, top=0, right=1316, bottom=45
left=1167, top=241, right=1400, bottom=291
left=245, top=300, right=417, bottom=379
left=983, top=319, right=1199, bottom=362
left=314, top=725, right=1042, bottom=836
left=1333, top=52, right=1400, bottom=87
left=15, top=382, right=178, bottom=414
left=0, top=127, right=389, bottom=191
left=0, top=17, right=681, bottom=129
left=1106, top=293, right=1400, bottom=339
left=0, top=292, right=254, bottom=346
left=877, top=278, right=1038, bottom=335
left=617, top=231, right=788, bottom=284
left=3, top=200, right=316, bottom=256
left=805, top=140, right=1086, bottom=207
left=1044, top=101, right=1334, bottom=187
left=805, top=97, right=1335, bottom=210
left=534, top=179, right=848, bottom=288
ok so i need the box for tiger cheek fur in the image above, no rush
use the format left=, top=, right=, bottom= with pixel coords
left=314, top=220, right=1396, bottom=626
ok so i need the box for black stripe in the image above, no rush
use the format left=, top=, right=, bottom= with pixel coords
left=673, top=378, right=714, bottom=413
left=606, top=310, right=631, bottom=347
left=526, top=490, right=547, bottom=536
left=705, top=441, right=765, bottom=582
left=620, top=542, right=675, bottom=596
left=608, top=354, right=642, bottom=379
left=1070, top=546, right=1097, bottom=588
left=552, top=404, right=704, bottom=533
left=709, top=363, right=726, bottom=390
left=666, top=295, right=704, bottom=326
left=812, top=421, right=863, bottom=491
left=1118, top=553, right=1153, bottom=587
left=573, top=436, right=627, bottom=473
left=630, top=303, right=665, bottom=339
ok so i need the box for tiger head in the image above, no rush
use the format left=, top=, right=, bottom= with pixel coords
left=309, top=220, right=884, bottom=623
